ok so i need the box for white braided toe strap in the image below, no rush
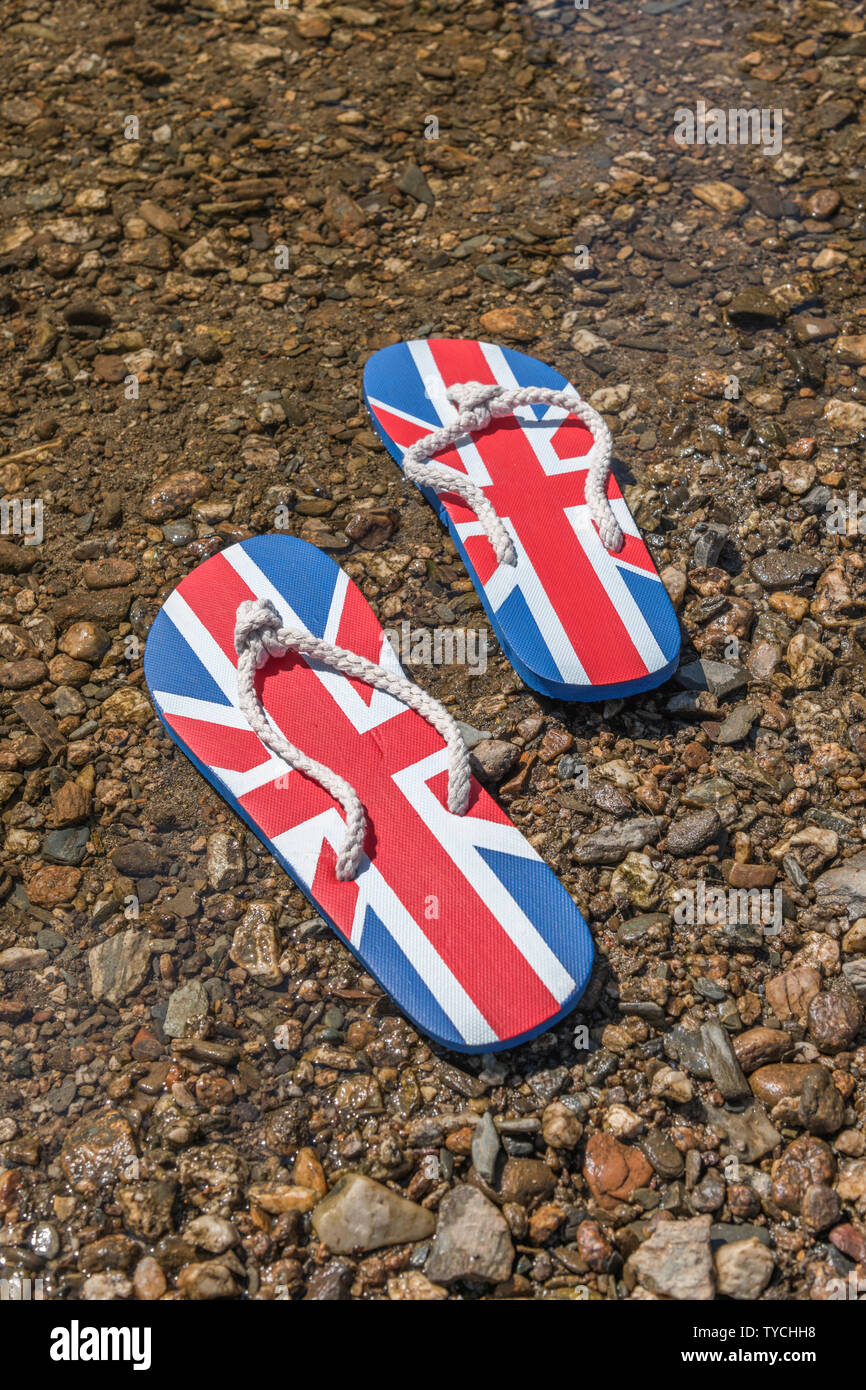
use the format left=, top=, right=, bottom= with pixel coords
left=402, top=380, right=624, bottom=560
left=234, top=598, right=472, bottom=881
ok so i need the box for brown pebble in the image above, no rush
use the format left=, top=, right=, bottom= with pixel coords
left=26, top=864, right=82, bottom=906
left=807, top=991, right=863, bottom=1055
left=583, top=1134, right=653, bottom=1211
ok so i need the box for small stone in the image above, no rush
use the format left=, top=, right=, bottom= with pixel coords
left=714, top=1237, right=775, bottom=1299
left=293, top=1147, right=328, bottom=1198
left=29, top=1223, right=60, bottom=1259
left=786, top=633, right=833, bottom=692
left=690, top=1170, right=726, bottom=1213
left=116, top=1177, right=177, bottom=1239
left=751, top=1063, right=844, bottom=1135
left=650, top=1066, right=694, bottom=1104
left=771, top=1135, right=835, bottom=1214
left=42, top=828, right=88, bottom=861
left=479, top=307, right=538, bottom=342
left=824, top=399, right=866, bottom=436
left=142, top=470, right=210, bottom=522
left=27, top=864, right=81, bottom=906
left=836, top=1160, right=866, bottom=1203
left=470, top=1110, right=501, bottom=1183
left=843, top=920, right=866, bottom=953
left=572, top=328, right=609, bottom=355
left=110, top=842, right=162, bottom=877
left=249, top=1182, right=317, bottom=1215
left=701, top=1021, right=751, bottom=1100
left=397, top=163, right=434, bottom=205
left=573, top=817, right=662, bottom=865
left=321, top=185, right=365, bottom=240
left=0, top=658, right=47, bottom=689
left=229, top=901, right=283, bottom=985
left=693, top=182, right=750, bottom=216
left=0, top=946, right=49, bottom=971
left=529, top=1202, right=566, bottom=1244
left=425, top=1185, right=513, bottom=1284
left=387, top=1271, right=448, bottom=1300
left=829, top=1223, right=866, bottom=1264
left=296, top=11, right=332, bottom=38
left=835, top=335, right=866, bottom=367
left=749, top=550, right=823, bottom=590
left=0, top=542, right=36, bottom=575
left=604, top=1103, right=644, bottom=1141
left=704, top=1101, right=782, bottom=1162
left=207, top=831, right=245, bottom=890
left=626, top=1215, right=714, bottom=1300
left=470, top=739, right=519, bottom=781
left=541, top=1100, right=583, bottom=1150
left=844, top=958, right=866, bottom=1001
left=639, top=1129, right=685, bottom=1179
left=577, top=1219, right=614, bottom=1273
left=177, top=1260, right=238, bottom=1299
left=801, top=1183, right=841, bottom=1233
left=499, top=1158, right=555, bottom=1205
left=766, top=966, right=822, bottom=1022
left=49, top=783, right=90, bottom=834
left=815, top=99, right=856, bottom=131
left=728, top=286, right=782, bottom=321
left=805, top=188, right=840, bottom=219
left=100, top=688, right=153, bottom=727
left=537, top=727, right=573, bottom=762
left=583, top=1133, right=653, bottom=1210
left=163, top=980, right=209, bottom=1038
left=184, top=1215, right=238, bottom=1253
left=174, top=1145, right=249, bottom=1218
left=816, top=849, right=866, bottom=921
left=82, top=558, right=137, bottom=589
left=807, top=991, right=863, bottom=1054
left=131, top=1028, right=162, bottom=1062
left=60, top=1110, right=137, bottom=1195
left=88, top=930, right=151, bottom=1005
left=732, top=1027, right=791, bottom=1073
left=58, top=621, right=110, bottom=661
left=780, top=458, right=817, bottom=495
left=133, top=1256, right=167, bottom=1301
left=707, top=701, right=761, bottom=745
left=666, top=808, right=722, bottom=857
left=661, top=566, right=687, bottom=611
left=312, top=1173, right=435, bottom=1254
left=610, top=852, right=659, bottom=910
left=676, top=658, right=747, bottom=698
left=589, top=383, right=631, bottom=416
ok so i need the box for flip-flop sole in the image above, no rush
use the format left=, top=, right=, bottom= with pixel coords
left=143, top=535, right=593, bottom=1053
left=363, top=338, right=681, bottom=701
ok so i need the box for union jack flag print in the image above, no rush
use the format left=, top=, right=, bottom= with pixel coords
left=144, top=536, right=593, bottom=1053
left=363, top=338, right=681, bottom=701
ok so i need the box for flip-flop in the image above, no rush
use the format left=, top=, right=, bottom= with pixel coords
left=143, top=535, right=593, bottom=1053
left=363, top=338, right=681, bottom=701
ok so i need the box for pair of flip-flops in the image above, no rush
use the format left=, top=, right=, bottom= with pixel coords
left=145, top=340, right=680, bottom=1053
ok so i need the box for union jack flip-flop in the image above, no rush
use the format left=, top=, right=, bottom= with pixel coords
left=144, top=535, right=594, bottom=1053
left=363, top=338, right=681, bottom=701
